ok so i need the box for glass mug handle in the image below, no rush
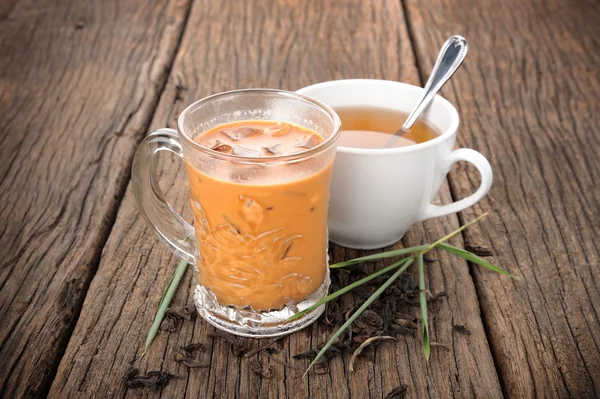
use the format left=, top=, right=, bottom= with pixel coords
left=132, top=128, right=196, bottom=263
left=418, top=148, right=493, bottom=221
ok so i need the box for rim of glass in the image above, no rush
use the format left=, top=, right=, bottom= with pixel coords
left=177, top=88, right=342, bottom=162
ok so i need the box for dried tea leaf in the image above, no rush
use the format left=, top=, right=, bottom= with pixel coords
left=292, top=349, right=319, bottom=360
left=174, top=343, right=205, bottom=360
left=395, top=312, right=416, bottom=320
left=394, top=318, right=418, bottom=330
left=182, top=343, right=205, bottom=352
left=453, top=324, right=471, bottom=335
left=161, top=317, right=177, bottom=332
left=174, top=343, right=208, bottom=368
left=261, top=144, right=281, bottom=156
left=398, top=274, right=419, bottom=294
left=243, top=337, right=284, bottom=358
left=262, top=352, right=301, bottom=371
left=124, top=367, right=178, bottom=390
left=312, top=363, right=330, bottom=374
left=221, top=126, right=262, bottom=141
left=352, top=309, right=385, bottom=345
left=324, top=298, right=342, bottom=326
left=428, top=291, right=448, bottom=303
left=293, top=343, right=344, bottom=365
left=210, top=140, right=233, bottom=153
left=390, top=323, right=417, bottom=335
left=210, top=330, right=248, bottom=356
left=384, top=384, right=408, bottom=399
left=464, top=243, right=494, bottom=256
left=424, top=252, right=436, bottom=263
left=160, top=306, right=195, bottom=332
left=295, top=134, right=320, bottom=149
left=266, top=123, right=291, bottom=137
left=233, top=145, right=261, bottom=157
left=175, top=357, right=209, bottom=368
left=249, top=359, right=273, bottom=379
left=167, top=306, right=194, bottom=320
left=430, top=342, right=451, bottom=350
left=359, top=310, right=384, bottom=328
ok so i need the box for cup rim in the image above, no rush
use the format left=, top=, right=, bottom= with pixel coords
left=295, top=79, right=460, bottom=155
left=177, top=88, right=342, bottom=162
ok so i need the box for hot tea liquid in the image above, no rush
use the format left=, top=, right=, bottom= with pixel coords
left=186, top=121, right=332, bottom=311
left=335, top=106, right=440, bottom=148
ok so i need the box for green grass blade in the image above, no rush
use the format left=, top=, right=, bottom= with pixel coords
left=288, top=257, right=412, bottom=322
left=177, top=231, right=195, bottom=245
left=143, top=258, right=188, bottom=356
left=157, top=266, right=177, bottom=305
left=425, top=213, right=488, bottom=251
left=330, top=245, right=428, bottom=268
left=303, top=257, right=415, bottom=377
left=436, top=242, right=512, bottom=277
left=418, top=254, right=430, bottom=360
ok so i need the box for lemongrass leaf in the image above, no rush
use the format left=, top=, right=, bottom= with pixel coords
left=143, top=258, right=188, bottom=357
left=418, top=254, right=430, bottom=360
left=157, top=267, right=177, bottom=305
left=330, top=245, right=428, bottom=268
left=425, top=213, right=488, bottom=251
left=177, top=231, right=195, bottom=245
left=303, top=258, right=414, bottom=377
left=437, top=242, right=512, bottom=277
left=288, top=257, right=412, bottom=322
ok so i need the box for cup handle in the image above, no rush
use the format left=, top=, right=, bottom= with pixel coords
left=132, top=128, right=196, bottom=263
left=418, top=148, right=493, bottom=221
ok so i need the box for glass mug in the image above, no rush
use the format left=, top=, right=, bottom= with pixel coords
left=132, top=89, right=341, bottom=337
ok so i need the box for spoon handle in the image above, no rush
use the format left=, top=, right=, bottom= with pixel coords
left=400, top=35, right=468, bottom=132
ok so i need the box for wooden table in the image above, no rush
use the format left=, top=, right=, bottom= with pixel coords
left=1, top=0, right=598, bottom=397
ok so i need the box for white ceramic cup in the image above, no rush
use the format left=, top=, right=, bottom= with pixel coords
left=296, top=79, right=493, bottom=249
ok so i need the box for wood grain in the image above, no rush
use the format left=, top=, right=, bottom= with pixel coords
left=50, top=0, right=502, bottom=398
left=405, top=0, right=600, bottom=396
left=0, top=0, right=192, bottom=397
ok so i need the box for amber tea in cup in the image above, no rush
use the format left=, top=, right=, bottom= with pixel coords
left=335, top=106, right=440, bottom=149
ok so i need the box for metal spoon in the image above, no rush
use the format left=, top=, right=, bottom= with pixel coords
left=385, top=35, right=468, bottom=147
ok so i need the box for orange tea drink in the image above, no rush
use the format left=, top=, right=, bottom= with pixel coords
left=133, top=89, right=340, bottom=336
left=187, top=121, right=333, bottom=311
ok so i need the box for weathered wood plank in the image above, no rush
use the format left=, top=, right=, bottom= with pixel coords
left=0, top=0, right=192, bottom=397
left=405, top=0, right=600, bottom=396
left=51, top=0, right=502, bottom=397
